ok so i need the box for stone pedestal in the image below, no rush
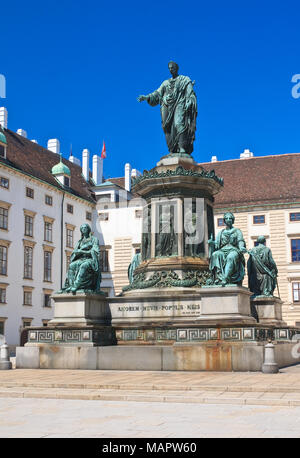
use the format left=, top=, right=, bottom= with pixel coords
left=251, top=296, right=286, bottom=327
left=25, top=292, right=115, bottom=347
left=48, top=292, right=111, bottom=326
left=198, top=286, right=256, bottom=325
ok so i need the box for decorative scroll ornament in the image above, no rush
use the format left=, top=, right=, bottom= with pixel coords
left=122, top=269, right=211, bottom=292
left=132, top=165, right=224, bottom=188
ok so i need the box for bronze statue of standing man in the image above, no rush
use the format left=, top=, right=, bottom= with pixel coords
left=138, top=62, right=197, bottom=156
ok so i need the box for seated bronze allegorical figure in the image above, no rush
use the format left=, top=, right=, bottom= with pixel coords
left=207, top=212, right=247, bottom=286
left=60, top=223, right=101, bottom=294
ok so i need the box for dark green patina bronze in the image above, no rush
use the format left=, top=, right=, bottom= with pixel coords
left=132, top=165, right=224, bottom=188
left=155, top=204, right=178, bottom=257
left=247, top=236, right=278, bottom=297
left=207, top=212, right=246, bottom=286
left=138, top=62, right=197, bottom=156
left=60, top=223, right=102, bottom=294
left=123, top=269, right=210, bottom=292
left=128, top=252, right=141, bottom=284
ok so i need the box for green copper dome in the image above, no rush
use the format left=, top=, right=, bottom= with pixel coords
left=51, top=156, right=71, bottom=177
left=0, top=131, right=7, bottom=145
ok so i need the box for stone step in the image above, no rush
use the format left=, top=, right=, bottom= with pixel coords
left=0, top=381, right=298, bottom=393
left=0, top=386, right=299, bottom=406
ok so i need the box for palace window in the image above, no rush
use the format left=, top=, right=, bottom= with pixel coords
left=0, top=177, right=9, bottom=189
left=67, top=204, right=73, bottom=214
left=22, top=319, right=32, bottom=328
left=0, top=246, right=7, bottom=275
left=24, top=215, right=33, bottom=237
left=0, top=288, right=6, bottom=303
left=292, top=282, right=300, bottom=302
left=24, top=246, right=33, bottom=279
left=100, top=250, right=109, bottom=272
left=64, top=176, right=70, bottom=187
left=0, top=320, right=5, bottom=335
left=66, top=228, right=74, bottom=248
left=0, top=145, right=5, bottom=158
left=291, top=239, right=300, bottom=262
left=44, top=222, right=53, bottom=242
left=86, top=211, right=92, bottom=221
left=45, top=195, right=53, bottom=206
left=0, top=208, right=8, bottom=230
left=23, top=291, right=32, bottom=306
left=290, top=213, right=300, bottom=222
left=44, top=294, right=51, bottom=307
left=26, top=187, right=34, bottom=199
left=253, top=215, right=265, bottom=224
left=217, top=218, right=225, bottom=227
left=44, top=251, right=52, bottom=282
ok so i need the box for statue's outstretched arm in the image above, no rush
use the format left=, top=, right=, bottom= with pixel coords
left=138, top=83, right=165, bottom=107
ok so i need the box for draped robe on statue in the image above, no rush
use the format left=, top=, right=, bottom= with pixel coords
left=147, top=75, right=197, bottom=155
left=209, top=228, right=246, bottom=285
left=248, top=244, right=278, bottom=296
left=63, top=235, right=101, bottom=292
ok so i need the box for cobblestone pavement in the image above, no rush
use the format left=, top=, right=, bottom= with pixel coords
left=0, top=397, right=300, bottom=438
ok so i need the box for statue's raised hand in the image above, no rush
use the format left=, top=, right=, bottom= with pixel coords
left=137, top=95, right=147, bottom=102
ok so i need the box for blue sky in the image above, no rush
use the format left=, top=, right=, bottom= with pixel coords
left=1, top=0, right=300, bottom=179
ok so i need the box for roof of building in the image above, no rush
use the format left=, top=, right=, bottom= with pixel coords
left=200, top=153, right=300, bottom=208
left=0, top=129, right=95, bottom=203
left=106, top=177, right=125, bottom=188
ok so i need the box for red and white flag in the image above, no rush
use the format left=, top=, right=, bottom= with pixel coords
left=101, top=141, right=106, bottom=159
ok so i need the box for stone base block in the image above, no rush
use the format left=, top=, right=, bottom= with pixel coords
left=16, top=340, right=300, bottom=372
left=251, top=296, right=286, bottom=326
left=49, top=292, right=110, bottom=326
left=110, top=286, right=257, bottom=331
left=198, top=286, right=256, bottom=325
left=25, top=325, right=115, bottom=347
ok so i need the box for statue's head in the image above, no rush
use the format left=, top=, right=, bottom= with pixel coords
left=223, top=212, right=235, bottom=225
left=168, top=61, right=179, bottom=76
left=257, top=235, right=266, bottom=245
left=80, top=223, right=91, bottom=237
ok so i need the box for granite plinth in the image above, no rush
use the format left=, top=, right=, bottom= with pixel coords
left=25, top=292, right=115, bottom=347
left=48, top=292, right=111, bottom=326
left=16, top=340, right=300, bottom=371
left=197, top=286, right=257, bottom=325
left=251, top=296, right=286, bottom=327
left=110, top=286, right=256, bottom=341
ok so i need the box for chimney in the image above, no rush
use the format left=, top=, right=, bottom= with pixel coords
left=69, top=154, right=81, bottom=167
left=47, top=138, right=60, bottom=154
left=17, top=129, right=27, bottom=138
left=211, top=155, right=218, bottom=162
left=125, top=163, right=132, bottom=192
left=131, top=168, right=142, bottom=178
left=0, top=107, right=8, bottom=129
left=82, top=148, right=90, bottom=181
left=92, top=155, right=103, bottom=185
left=240, top=148, right=254, bottom=159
